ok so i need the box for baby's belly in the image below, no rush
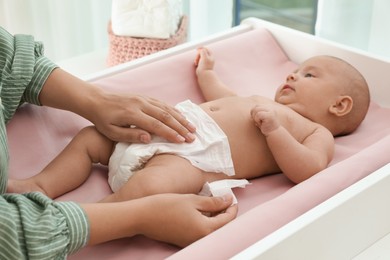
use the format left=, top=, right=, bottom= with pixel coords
left=199, top=101, right=280, bottom=178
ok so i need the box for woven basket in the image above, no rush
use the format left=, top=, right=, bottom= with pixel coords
left=107, top=15, right=188, bottom=67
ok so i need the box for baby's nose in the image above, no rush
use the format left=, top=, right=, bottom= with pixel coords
left=286, top=73, right=297, bottom=81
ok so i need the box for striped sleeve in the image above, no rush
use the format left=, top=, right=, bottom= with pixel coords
left=0, top=27, right=90, bottom=259
left=0, top=28, right=56, bottom=192
left=22, top=46, right=58, bottom=106
left=0, top=193, right=89, bottom=260
left=0, top=27, right=57, bottom=124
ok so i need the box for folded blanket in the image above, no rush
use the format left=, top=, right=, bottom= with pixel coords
left=111, top=0, right=183, bottom=39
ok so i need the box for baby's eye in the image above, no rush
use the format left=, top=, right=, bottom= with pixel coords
left=305, top=73, right=314, bottom=78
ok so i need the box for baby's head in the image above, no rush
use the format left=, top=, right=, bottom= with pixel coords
left=275, top=55, right=370, bottom=136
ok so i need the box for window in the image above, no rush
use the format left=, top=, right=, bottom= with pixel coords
left=234, top=0, right=318, bottom=34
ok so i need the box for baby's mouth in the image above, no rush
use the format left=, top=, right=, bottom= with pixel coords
left=282, top=84, right=294, bottom=91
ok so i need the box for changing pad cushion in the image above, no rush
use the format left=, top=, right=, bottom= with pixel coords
left=7, top=27, right=390, bottom=259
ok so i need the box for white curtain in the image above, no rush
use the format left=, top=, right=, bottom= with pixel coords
left=182, top=0, right=234, bottom=41
left=0, top=0, right=112, bottom=62
left=0, top=0, right=234, bottom=62
left=316, top=0, right=390, bottom=59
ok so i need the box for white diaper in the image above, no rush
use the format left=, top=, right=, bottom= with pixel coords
left=108, top=100, right=235, bottom=192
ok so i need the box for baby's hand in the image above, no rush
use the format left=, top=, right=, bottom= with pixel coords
left=251, top=105, right=281, bottom=136
left=194, top=47, right=215, bottom=75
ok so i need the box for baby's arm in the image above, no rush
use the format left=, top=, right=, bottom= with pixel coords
left=251, top=105, right=334, bottom=183
left=195, top=47, right=237, bottom=101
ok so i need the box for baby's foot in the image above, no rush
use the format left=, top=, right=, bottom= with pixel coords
left=7, top=179, right=47, bottom=195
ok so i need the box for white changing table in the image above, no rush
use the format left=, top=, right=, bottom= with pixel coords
left=233, top=163, right=390, bottom=259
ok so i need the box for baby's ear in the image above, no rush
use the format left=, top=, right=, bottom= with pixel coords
left=329, top=95, right=353, bottom=117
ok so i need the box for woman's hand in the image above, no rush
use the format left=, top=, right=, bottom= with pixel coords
left=88, top=91, right=196, bottom=144
left=39, top=68, right=196, bottom=144
left=137, top=194, right=237, bottom=247
left=84, top=193, right=237, bottom=247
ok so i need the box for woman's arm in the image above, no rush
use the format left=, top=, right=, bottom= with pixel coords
left=0, top=192, right=236, bottom=258
left=83, top=193, right=237, bottom=247
left=39, top=68, right=196, bottom=144
left=195, top=48, right=237, bottom=101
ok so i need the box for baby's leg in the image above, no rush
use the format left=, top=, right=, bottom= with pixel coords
left=101, top=154, right=228, bottom=202
left=8, top=126, right=115, bottom=199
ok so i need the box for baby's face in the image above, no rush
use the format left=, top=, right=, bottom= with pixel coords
left=274, top=56, right=347, bottom=118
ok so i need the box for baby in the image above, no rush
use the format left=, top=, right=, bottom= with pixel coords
left=8, top=48, right=370, bottom=202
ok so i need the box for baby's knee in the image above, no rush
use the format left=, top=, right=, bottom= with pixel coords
left=72, top=126, right=102, bottom=145
left=77, top=126, right=114, bottom=164
left=77, top=125, right=100, bottom=138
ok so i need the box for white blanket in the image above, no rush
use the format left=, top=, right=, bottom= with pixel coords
left=111, top=0, right=182, bottom=39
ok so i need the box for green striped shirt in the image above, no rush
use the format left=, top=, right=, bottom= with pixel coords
left=0, top=27, right=89, bottom=259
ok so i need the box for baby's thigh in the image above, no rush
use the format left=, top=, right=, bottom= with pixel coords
left=143, top=154, right=205, bottom=192
left=107, top=154, right=232, bottom=201
left=135, top=154, right=227, bottom=194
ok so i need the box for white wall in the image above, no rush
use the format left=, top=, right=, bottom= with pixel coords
left=316, top=0, right=390, bottom=59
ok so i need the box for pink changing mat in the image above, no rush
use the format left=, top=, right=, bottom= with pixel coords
left=7, top=27, right=390, bottom=259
